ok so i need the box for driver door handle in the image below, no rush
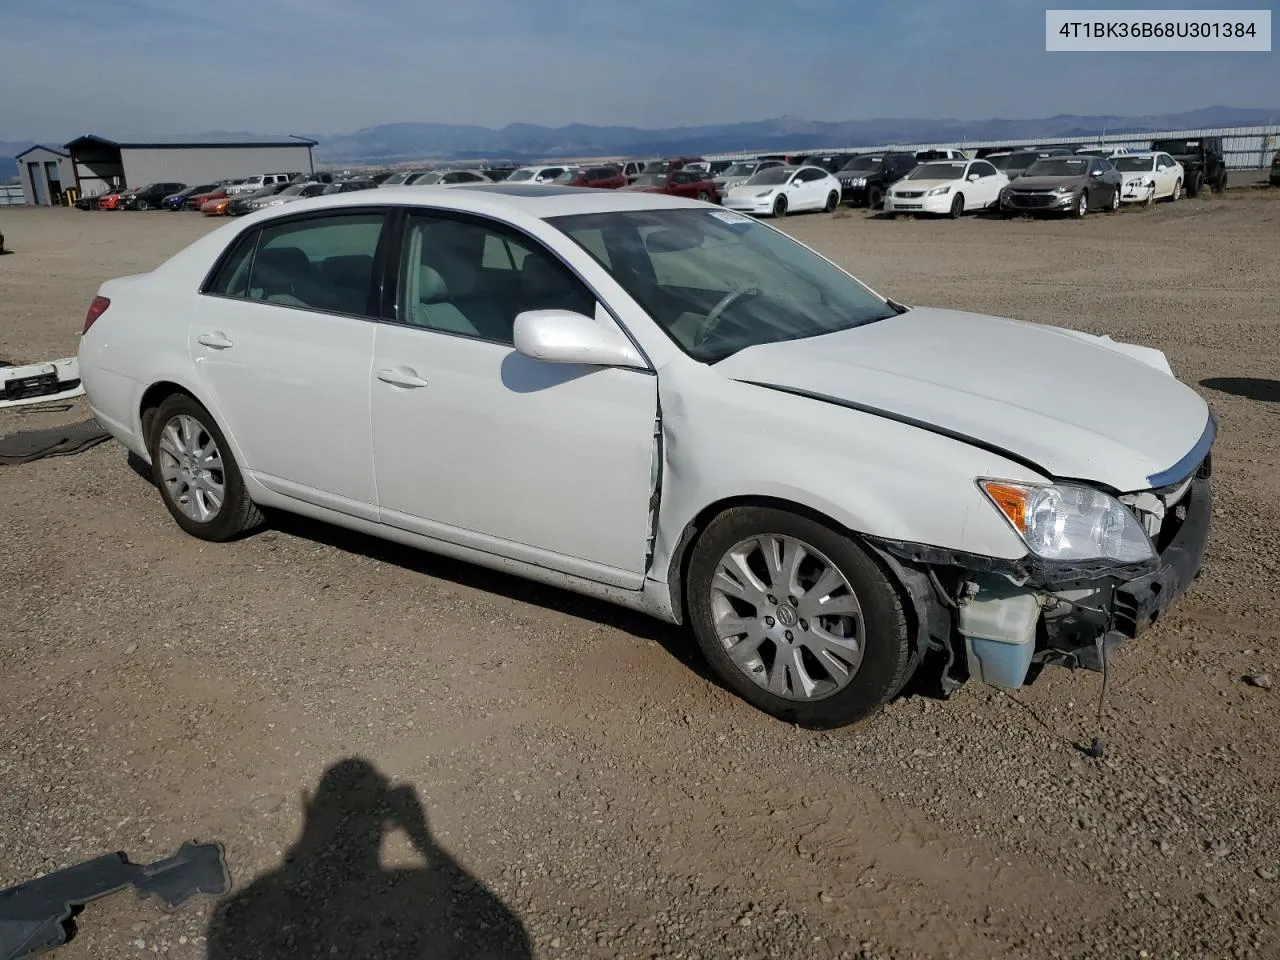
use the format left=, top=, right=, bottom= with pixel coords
left=196, top=332, right=233, bottom=349
left=377, top=368, right=428, bottom=388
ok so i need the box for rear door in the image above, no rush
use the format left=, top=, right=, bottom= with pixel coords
left=191, top=208, right=389, bottom=518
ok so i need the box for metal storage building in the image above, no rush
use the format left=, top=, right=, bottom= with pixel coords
left=63, top=133, right=319, bottom=198
left=15, top=145, right=76, bottom=205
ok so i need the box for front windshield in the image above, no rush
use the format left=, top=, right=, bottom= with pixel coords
left=839, top=156, right=881, bottom=172
left=1113, top=156, right=1156, bottom=172
left=278, top=184, right=308, bottom=196
left=1024, top=158, right=1089, bottom=177
left=506, top=169, right=535, bottom=181
left=383, top=172, right=412, bottom=185
left=1152, top=139, right=1198, bottom=155
left=906, top=162, right=966, bottom=180
left=414, top=172, right=444, bottom=184
left=747, top=167, right=791, bottom=185
left=722, top=163, right=757, bottom=177
left=1004, top=153, right=1042, bottom=171
left=630, top=173, right=667, bottom=186
left=987, top=155, right=1014, bottom=170
left=553, top=168, right=585, bottom=183
left=549, top=208, right=898, bottom=364
left=643, top=161, right=670, bottom=174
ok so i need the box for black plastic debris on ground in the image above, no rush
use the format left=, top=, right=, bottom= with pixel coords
left=0, top=419, right=111, bottom=466
left=0, top=841, right=231, bottom=960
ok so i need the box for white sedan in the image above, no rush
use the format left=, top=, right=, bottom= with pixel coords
left=78, top=184, right=1214, bottom=729
left=1110, top=152, right=1185, bottom=205
left=721, top=165, right=842, bottom=217
left=503, top=165, right=568, bottom=185
left=884, top=160, right=1009, bottom=217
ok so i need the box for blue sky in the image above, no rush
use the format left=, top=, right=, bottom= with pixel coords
left=1, top=0, right=1275, bottom=139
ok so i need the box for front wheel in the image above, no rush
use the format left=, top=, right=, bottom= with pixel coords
left=147, top=394, right=263, bottom=542
left=824, top=191, right=838, bottom=213
left=948, top=194, right=964, bottom=219
left=1074, top=191, right=1088, bottom=217
left=1110, top=184, right=1121, bottom=212
left=686, top=507, right=913, bottom=729
left=772, top=195, right=788, bottom=218
left=867, top=186, right=884, bottom=210
left=137, top=199, right=150, bottom=211
left=1170, top=178, right=1182, bottom=202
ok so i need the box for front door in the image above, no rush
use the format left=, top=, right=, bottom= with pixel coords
left=190, top=208, right=388, bottom=518
left=370, top=210, right=658, bottom=587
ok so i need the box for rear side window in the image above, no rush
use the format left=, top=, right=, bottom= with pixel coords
left=206, top=230, right=258, bottom=298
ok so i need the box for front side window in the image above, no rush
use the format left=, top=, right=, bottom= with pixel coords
left=551, top=208, right=897, bottom=363
left=226, top=212, right=386, bottom=316
left=398, top=214, right=597, bottom=345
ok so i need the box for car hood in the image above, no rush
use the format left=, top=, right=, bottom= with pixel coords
left=1006, top=175, right=1086, bottom=191
left=891, top=178, right=956, bottom=191
left=620, top=184, right=668, bottom=193
left=713, top=306, right=1210, bottom=492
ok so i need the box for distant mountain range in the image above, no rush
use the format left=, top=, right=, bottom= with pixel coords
left=3, top=106, right=1277, bottom=180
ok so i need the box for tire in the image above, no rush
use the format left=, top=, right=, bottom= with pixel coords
left=137, top=199, right=150, bottom=211
left=1170, top=178, right=1182, bottom=202
left=686, top=507, right=913, bottom=729
left=948, top=193, right=964, bottom=219
left=867, top=186, right=883, bottom=210
left=1110, top=184, right=1121, bottom=212
left=824, top=190, right=838, bottom=213
left=1212, top=172, right=1227, bottom=193
left=1143, top=185, right=1155, bottom=209
left=1074, top=191, right=1088, bottom=217
left=1186, top=173, right=1202, bottom=198
left=146, top=394, right=263, bottom=542
left=696, top=190, right=711, bottom=203
left=772, top=195, right=788, bottom=218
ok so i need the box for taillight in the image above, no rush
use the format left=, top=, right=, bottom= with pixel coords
left=83, top=296, right=110, bottom=334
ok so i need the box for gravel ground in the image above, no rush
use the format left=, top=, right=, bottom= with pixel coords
left=2, top=190, right=1278, bottom=959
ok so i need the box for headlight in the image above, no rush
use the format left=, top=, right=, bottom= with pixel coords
left=979, top=480, right=1154, bottom=563
left=853, top=177, right=866, bottom=186
left=1053, top=186, right=1074, bottom=195
left=926, top=185, right=951, bottom=196
left=754, top=189, right=774, bottom=197
left=268, top=199, right=285, bottom=205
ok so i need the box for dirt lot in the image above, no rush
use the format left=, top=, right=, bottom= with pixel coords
left=2, top=191, right=1278, bottom=960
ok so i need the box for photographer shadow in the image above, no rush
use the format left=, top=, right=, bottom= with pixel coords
left=207, top=758, right=532, bottom=959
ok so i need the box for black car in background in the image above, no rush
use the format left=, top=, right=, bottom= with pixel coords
left=226, top=181, right=294, bottom=216
left=796, top=153, right=857, bottom=174
left=121, top=182, right=186, bottom=210
left=836, top=152, right=918, bottom=208
left=987, top=148, right=1072, bottom=180
left=163, top=183, right=218, bottom=210
left=1149, top=136, right=1227, bottom=196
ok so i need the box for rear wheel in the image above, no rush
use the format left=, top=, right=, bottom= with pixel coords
left=1186, top=172, right=1202, bottom=197
left=137, top=199, right=150, bottom=211
left=696, top=190, right=711, bottom=203
left=147, top=394, right=263, bottom=542
left=867, top=186, right=884, bottom=210
left=824, top=191, right=838, bottom=212
left=1170, top=178, right=1182, bottom=202
left=686, top=507, right=913, bottom=728
left=949, top=194, right=964, bottom=219
left=772, top=195, right=788, bottom=218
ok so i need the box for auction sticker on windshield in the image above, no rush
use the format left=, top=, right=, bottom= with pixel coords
left=1046, top=9, right=1271, bottom=51
left=708, top=210, right=753, bottom=225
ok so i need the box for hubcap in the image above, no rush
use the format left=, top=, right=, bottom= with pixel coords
left=709, top=535, right=865, bottom=701
left=158, top=414, right=225, bottom=523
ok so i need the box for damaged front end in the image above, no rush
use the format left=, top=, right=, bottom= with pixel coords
left=871, top=454, right=1213, bottom=695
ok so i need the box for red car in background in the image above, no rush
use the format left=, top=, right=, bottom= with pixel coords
left=552, top=165, right=626, bottom=189
left=621, top=167, right=719, bottom=202
left=640, top=156, right=705, bottom=175
left=185, top=186, right=227, bottom=211
left=96, top=189, right=126, bottom=210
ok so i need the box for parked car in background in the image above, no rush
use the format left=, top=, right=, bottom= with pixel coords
left=503, top=165, right=568, bottom=184
left=322, top=179, right=378, bottom=195
left=1149, top=136, right=1226, bottom=196
left=722, top=165, right=842, bottom=217
left=186, top=186, right=228, bottom=211
left=163, top=183, right=217, bottom=211
left=641, top=157, right=705, bottom=176
left=999, top=155, right=1123, bottom=217
left=884, top=160, right=1008, bottom=217
left=621, top=167, right=720, bottom=202
left=798, top=154, right=857, bottom=174
left=1111, top=152, right=1184, bottom=205
left=380, top=171, right=425, bottom=186
left=76, top=188, right=119, bottom=211
left=705, top=160, right=735, bottom=176
left=1271, top=149, right=1280, bottom=187
left=118, top=182, right=185, bottom=210
left=987, top=149, right=1072, bottom=180
left=836, top=152, right=918, bottom=208
left=97, top=189, right=127, bottom=211
left=915, top=148, right=967, bottom=161
left=242, top=180, right=329, bottom=212
left=481, top=166, right=519, bottom=181
left=226, top=182, right=294, bottom=216
left=714, top=159, right=786, bottom=200
left=1073, top=146, right=1112, bottom=158
left=553, top=165, right=627, bottom=189
left=200, top=196, right=233, bottom=216
left=406, top=169, right=492, bottom=185
left=226, top=174, right=293, bottom=197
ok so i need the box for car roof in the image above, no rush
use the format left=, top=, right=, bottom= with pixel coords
left=292, top=182, right=707, bottom=218
left=1113, top=151, right=1159, bottom=158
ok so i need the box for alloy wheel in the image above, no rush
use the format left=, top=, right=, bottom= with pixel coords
left=709, top=535, right=865, bottom=701
left=157, top=414, right=225, bottom=523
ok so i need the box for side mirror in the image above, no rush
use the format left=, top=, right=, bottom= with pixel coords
left=513, top=310, right=647, bottom=369
left=1091, top=169, right=1103, bottom=176
left=967, top=173, right=980, bottom=181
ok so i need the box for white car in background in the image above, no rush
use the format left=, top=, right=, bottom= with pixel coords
left=721, top=165, right=842, bottom=217
left=1111, top=151, right=1185, bottom=205
left=77, top=185, right=1214, bottom=730
left=225, top=174, right=294, bottom=197
left=504, top=165, right=568, bottom=185
left=884, top=159, right=1009, bottom=217
left=714, top=159, right=786, bottom=200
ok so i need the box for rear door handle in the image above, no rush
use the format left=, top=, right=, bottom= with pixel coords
left=196, top=332, right=233, bottom=349
left=377, top=368, right=428, bottom=388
